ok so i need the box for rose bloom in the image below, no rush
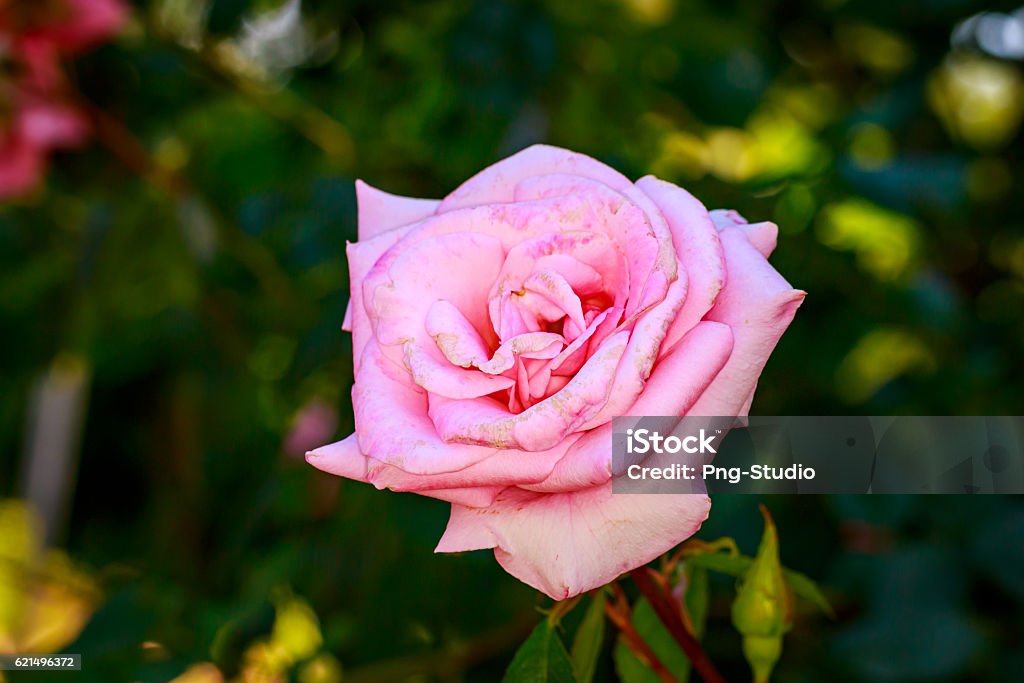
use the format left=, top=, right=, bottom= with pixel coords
left=309, top=146, right=804, bottom=599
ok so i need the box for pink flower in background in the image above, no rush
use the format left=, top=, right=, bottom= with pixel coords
left=283, top=399, right=339, bottom=459
left=0, top=0, right=126, bottom=55
left=308, top=145, right=804, bottom=599
left=0, top=88, right=88, bottom=197
left=1, top=0, right=126, bottom=199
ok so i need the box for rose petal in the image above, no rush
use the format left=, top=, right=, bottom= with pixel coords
left=367, top=432, right=582, bottom=493
left=403, top=341, right=516, bottom=399
left=345, top=227, right=414, bottom=371
left=425, top=300, right=492, bottom=367
left=522, top=321, right=734, bottom=492
left=353, top=342, right=496, bottom=474
left=306, top=437, right=505, bottom=507
left=514, top=174, right=675, bottom=319
left=688, top=227, right=805, bottom=416
left=710, top=208, right=778, bottom=258
left=578, top=273, right=687, bottom=429
left=735, top=221, right=778, bottom=258
left=429, top=331, right=629, bottom=451
left=636, top=176, right=727, bottom=356
left=435, top=483, right=711, bottom=599
left=439, top=145, right=640, bottom=212
left=355, top=180, right=440, bottom=241
left=369, top=231, right=506, bottom=347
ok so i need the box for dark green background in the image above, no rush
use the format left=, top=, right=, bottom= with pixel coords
left=2, top=0, right=1024, bottom=680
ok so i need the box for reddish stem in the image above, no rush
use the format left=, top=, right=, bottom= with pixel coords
left=605, top=584, right=680, bottom=683
left=630, top=567, right=727, bottom=683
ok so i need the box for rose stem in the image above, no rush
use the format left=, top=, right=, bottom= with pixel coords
left=630, top=567, right=727, bottom=683
left=605, top=583, right=680, bottom=683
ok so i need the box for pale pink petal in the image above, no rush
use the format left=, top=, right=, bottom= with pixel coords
left=520, top=270, right=586, bottom=330
left=403, top=342, right=515, bottom=399
left=341, top=303, right=353, bottom=332
left=514, top=174, right=674, bottom=319
left=435, top=484, right=711, bottom=599
left=438, top=144, right=639, bottom=212
left=709, top=208, right=778, bottom=258
left=345, top=227, right=413, bottom=372
left=355, top=180, right=440, bottom=240
left=445, top=155, right=677, bottom=315
left=709, top=208, right=747, bottom=229
left=306, top=437, right=503, bottom=507
left=367, top=433, right=581, bottom=492
left=689, top=227, right=805, bottom=416
left=734, top=221, right=778, bottom=258
left=477, top=332, right=563, bottom=375
left=488, top=230, right=629, bottom=336
left=523, top=321, right=734, bottom=492
left=429, top=332, right=629, bottom=451
left=419, top=487, right=507, bottom=507
left=306, top=435, right=369, bottom=481
left=369, top=232, right=506, bottom=347
left=578, top=274, right=687, bottom=429
left=425, top=300, right=492, bottom=367
left=636, top=177, right=726, bottom=355
left=353, top=342, right=495, bottom=474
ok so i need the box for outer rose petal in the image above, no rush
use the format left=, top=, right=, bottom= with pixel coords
left=435, top=483, right=711, bottom=599
left=343, top=181, right=439, bottom=331
left=709, top=208, right=778, bottom=258
left=636, top=176, right=726, bottom=355
left=734, top=222, right=778, bottom=259
left=689, top=227, right=805, bottom=416
left=353, top=342, right=496, bottom=474
left=345, top=227, right=413, bottom=371
left=355, top=180, right=440, bottom=240
left=306, top=435, right=505, bottom=508
left=439, top=145, right=639, bottom=212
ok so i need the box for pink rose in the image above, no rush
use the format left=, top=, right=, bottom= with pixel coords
left=308, top=145, right=804, bottom=599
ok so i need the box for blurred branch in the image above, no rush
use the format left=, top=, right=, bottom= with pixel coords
left=340, top=613, right=536, bottom=683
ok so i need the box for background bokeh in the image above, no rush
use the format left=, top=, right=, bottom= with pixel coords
left=2, top=0, right=1024, bottom=681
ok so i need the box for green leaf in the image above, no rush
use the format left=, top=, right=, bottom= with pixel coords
left=683, top=565, right=710, bottom=640
left=686, top=553, right=834, bottom=618
left=613, top=598, right=689, bottom=683
left=570, top=593, right=606, bottom=683
left=503, top=618, right=578, bottom=683
left=783, top=568, right=835, bottom=619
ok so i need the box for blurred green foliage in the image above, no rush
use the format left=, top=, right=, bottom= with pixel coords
left=2, top=0, right=1024, bottom=681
